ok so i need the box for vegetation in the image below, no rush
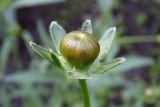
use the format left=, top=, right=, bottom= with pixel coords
left=0, top=0, right=159, bottom=107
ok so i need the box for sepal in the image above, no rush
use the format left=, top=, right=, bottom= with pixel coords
left=49, top=21, right=66, bottom=54
left=29, top=42, right=62, bottom=68
left=91, top=57, right=125, bottom=74
left=97, top=27, right=116, bottom=61
left=81, top=19, right=92, bottom=34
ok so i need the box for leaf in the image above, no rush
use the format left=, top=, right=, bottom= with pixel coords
left=29, top=42, right=62, bottom=68
left=4, top=70, right=65, bottom=84
left=37, top=20, right=55, bottom=50
left=49, top=21, right=66, bottom=54
left=96, top=27, right=116, bottom=61
left=4, top=70, right=43, bottom=84
left=13, top=0, right=65, bottom=8
left=111, top=56, right=154, bottom=74
left=23, top=97, right=43, bottom=107
left=48, top=91, right=63, bottom=107
left=91, top=57, right=125, bottom=74
left=0, top=88, right=10, bottom=107
left=81, top=19, right=92, bottom=34
left=0, top=38, right=12, bottom=73
left=96, top=0, right=114, bottom=14
left=22, top=31, right=34, bottom=56
left=36, top=20, right=53, bottom=48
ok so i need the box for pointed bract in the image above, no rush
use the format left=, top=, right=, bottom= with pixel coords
left=81, top=19, right=92, bottom=34
left=96, top=27, right=116, bottom=61
left=91, top=57, right=125, bottom=74
left=49, top=21, right=66, bottom=54
left=29, top=41, right=62, bottom=68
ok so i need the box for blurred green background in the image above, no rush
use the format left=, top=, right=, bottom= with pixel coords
left=0, top=0, right=160, bottom=107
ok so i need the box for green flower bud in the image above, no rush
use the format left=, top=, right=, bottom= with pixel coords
left=60, top=31, right=100, bottom=68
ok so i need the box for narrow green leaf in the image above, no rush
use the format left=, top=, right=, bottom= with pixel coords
left=0, top=38, right=12, bottom=73
left=111, top=56, right=154, bottom=74
left=29, top=42, right=62, bottom=68
left=96, top=27, right=116, bottom=61
left=5, top=71, right=48, bottom=84
left=96, top=0, right=114, bottom=14
left=91, top=57, right=125, bottom=74
left=49, top=21, right=66, bottom=54
left=23, top=97, right=43, bottom=107
left=4, top=69, right=66, bottom=85
left=0, top=88, right=10, bottom=107
left=13, top=0, right=65, bottom=8
left=48, top=91, right=63, bottom=107
left=22, top=31, right=34, bottom=56
left=37, top=20, right=52, bottom=48
left=22, top=31, right=34, bottom=43
left=81, top=19, right=92, bottom=34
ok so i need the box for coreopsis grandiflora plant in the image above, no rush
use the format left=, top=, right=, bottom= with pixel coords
left=29, top=19, right=125, bottom=107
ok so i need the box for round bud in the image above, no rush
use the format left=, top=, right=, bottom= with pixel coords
left=60, top=31, right=100, bottom=68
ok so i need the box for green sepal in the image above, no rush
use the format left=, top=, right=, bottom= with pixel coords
left=48, top=49, right=63, bottom=68
left=65, top=58, right=125, bottom=79
left=96, top=27, right=116, bottom=61
left=81, top=19, right=92, bottom=34
left=29, top=42, right=62, bottom=68
left=91, top=57, right=125, bottom=74
left=49, top=21, right=66, bottom=54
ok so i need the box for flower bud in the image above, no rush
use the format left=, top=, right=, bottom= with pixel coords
left=60, top=31, right=100, bottom=68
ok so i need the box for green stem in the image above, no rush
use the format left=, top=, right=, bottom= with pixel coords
left=79, top=79, right=90, bottom=107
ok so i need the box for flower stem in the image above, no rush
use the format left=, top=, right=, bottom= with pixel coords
left=79, top=79, right=90, bottom=107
